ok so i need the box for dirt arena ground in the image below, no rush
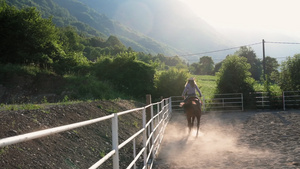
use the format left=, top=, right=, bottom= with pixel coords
left=153, top=110, right=300, bottom=169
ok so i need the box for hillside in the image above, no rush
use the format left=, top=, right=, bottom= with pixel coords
left=6, top=0, right=180, bottom=56
left=78, top=0, right=232, bottom=61
left=0, top=99, right=146, bottom=168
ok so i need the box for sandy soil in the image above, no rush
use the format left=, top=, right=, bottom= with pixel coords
left=153, top=110, right=300, bottom=169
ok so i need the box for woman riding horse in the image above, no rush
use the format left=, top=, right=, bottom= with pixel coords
left=182, top=77, right=202, bottom=109
left=181, top=77, right=202, bottom=136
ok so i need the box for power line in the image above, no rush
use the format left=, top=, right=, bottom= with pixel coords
left=178, top=42, right=262, bottom=57
left=178, top=40, right=300, bottom=65
left=265, top=41, right=300, bottom=45
left=177, top=41, right=300, bottom=58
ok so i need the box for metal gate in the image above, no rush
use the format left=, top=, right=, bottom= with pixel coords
left=171, top=93, right=244, bottom=112
left=203, top=93, right=243, bottom=112
left=283, top=91, right=300, bottom=110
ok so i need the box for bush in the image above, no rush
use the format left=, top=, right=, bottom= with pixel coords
left=279, top=54, right=300, bottom=91
left=53, top=52, right=91, bottom=75
left=93, top=52, right=155, bottom=98
left=64, top=75, right=125, bottom=100
left=0, top=63, right=53, bottom=84
left=216, top=55, right=255, bottom=94
left=0, top=3, right=63, bottom=68
left=155, top=68, right=188, bottom=98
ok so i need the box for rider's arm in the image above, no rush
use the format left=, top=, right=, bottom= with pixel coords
left=182, top=84, right=188, bottom=96
left=182, top=88, right=187, bottom=97
left=195, top=85, right=202, bottom=97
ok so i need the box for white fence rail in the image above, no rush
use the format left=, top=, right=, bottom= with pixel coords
left=170, top=96, right=183, bottom=111
left=0, top=98, right=172, bottom=169
left=202, top=93, right=244, bottom=112
left=283, top=91, right=300, bottom=110
left=170, top=94, right=244, bottom=112
left=171, top=91, right=300, bottom=112
left=253, top=92, right=271, bottom=109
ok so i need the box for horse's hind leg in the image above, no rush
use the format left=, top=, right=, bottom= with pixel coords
left=191, top=116, right=195, bottom=129
left=186, top=116, right=192, bottom=134
left=196, top=115, right=201, bottom=137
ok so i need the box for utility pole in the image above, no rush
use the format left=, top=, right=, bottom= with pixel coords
left=262, top=39, right=266, bottom=80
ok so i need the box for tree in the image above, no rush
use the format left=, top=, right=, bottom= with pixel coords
left=265, top=56, right=279, bottom=83
left=189, top=62, right=201, bottom=75
left=213, top=61, right=223, bottom=75
left=216, top=55, right=255, bottom=94
left=155, top=68, right=188, bottom=98
left=105, top=36, right=126, bottom=48
left=0, top=3, right=63, bottom=68
left=234, top=46, right=262, bottom=81
left=189, top=56, right=214, bottom=75
left=58, top=26, right=85, bottom=53
left=279, top=54, right=300, bottom=91
left=199, top=56, right=214, bottom=75
left=94, top=52, right=155, bottom=98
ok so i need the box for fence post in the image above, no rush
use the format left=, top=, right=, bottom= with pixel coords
left=146, top=94, right=152, bottom=122
left=169, top=97, right=172, bottom=113
left=241, top=93, right=244, bottom=111
left=222, top=98, right=225, bottom=108
left=283, top=91, right=285, bottom=111
left=261, top=92, right=264, bottom=108
left=146, top=94, right=152, bottom=167
left=112, top=113, right=119, bottom=169
left=202, top=95, right=206, bottom=112
left=142, top=108, right=147, bottom=168
left=162, top=99, right=165, bottom=117
left=150, top=104, right=154, bottom=162
left=133, top=138, right=136, bottom=169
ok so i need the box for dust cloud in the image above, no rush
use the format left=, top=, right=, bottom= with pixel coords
left=154, top=111, right=278, bottom=169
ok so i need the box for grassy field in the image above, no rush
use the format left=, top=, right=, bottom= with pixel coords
left=194, top=75, right=282, bottom=99
left=194, top=75, right=217, bottom=99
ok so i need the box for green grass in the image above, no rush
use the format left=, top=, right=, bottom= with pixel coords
left=193, top=75, right=282, bottom=99
left=63, top=74, right=128, bottom=101
left=0, top=103, right=42, bottom=111
left=132, top=121, right=139, bottom=128
left=194, top=75, right=217, bottom=99
left=0, top=100, right=83, bottom=112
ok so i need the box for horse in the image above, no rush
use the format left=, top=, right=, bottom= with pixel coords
left=180, top=96, right=201, bottom=137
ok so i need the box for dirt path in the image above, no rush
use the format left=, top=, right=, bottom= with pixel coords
left=153, top=110, right=300, bottom=169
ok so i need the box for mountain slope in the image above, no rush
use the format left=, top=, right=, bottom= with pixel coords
left=78, top=0, right=233, bottom=61
left=7, top=0, right=180, bottom=55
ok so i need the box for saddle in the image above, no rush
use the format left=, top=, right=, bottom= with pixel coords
left=186, top=96, right=200, bottom=103
left=185, top=96, right=201, bottom=109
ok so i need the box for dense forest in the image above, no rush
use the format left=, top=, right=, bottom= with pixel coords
left=1, top=0, right=300, bottom=105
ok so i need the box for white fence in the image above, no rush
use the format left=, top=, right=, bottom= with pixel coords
left=250, top=91, right=300, bottom=110
left=283, top=91, right=300, bottom=110
left=170, top=94, right=244, bottom=112
left=253, top=92, right=271, bottom=109
left=172, top=91, right=300, bottom=112
left=202, top=93, right=244, bottom=112
left=0, top=98, right=172, bottom=169
left=170, top=96, right=183, bottom=111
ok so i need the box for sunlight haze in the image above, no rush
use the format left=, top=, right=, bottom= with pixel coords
left=182, top=0, right=300, bottom=38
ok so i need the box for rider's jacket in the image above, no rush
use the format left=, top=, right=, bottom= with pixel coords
left=182, top=83, right=202, bottom=97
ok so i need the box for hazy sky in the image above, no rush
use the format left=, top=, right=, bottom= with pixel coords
left=182, top=0, right=300, bottom=38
